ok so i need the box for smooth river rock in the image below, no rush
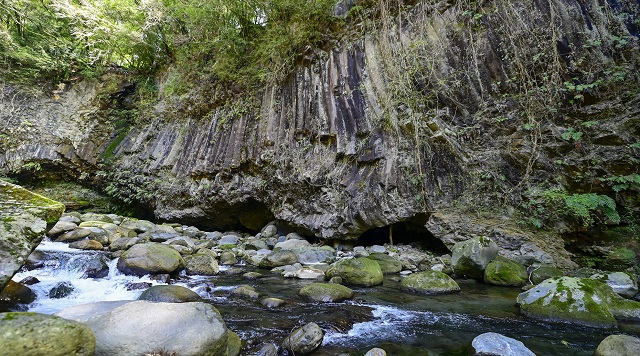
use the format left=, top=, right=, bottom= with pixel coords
left=471, top=332, right=535, bottom=356
left=282, top=322, right=324, bottom=355
left=298, top=282, right=354, bottom=302
left=117, top=242, right=185, bottom=276
left=594, top=334, right=640, bottom=356
left=451, top=236, right=499, bottom=280
left=326, top=257, right=383, bottom=287
left=138, top=285, right=201, bottom=303
left=401, top=270, right=460, bottom=294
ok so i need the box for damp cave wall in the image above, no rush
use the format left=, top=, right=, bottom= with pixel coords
left=1, top=0, right=639, bottom=268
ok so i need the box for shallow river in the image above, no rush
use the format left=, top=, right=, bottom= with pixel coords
left=10, top=241, right=639, bottom=355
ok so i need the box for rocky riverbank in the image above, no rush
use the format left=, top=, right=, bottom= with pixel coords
left=2, top=210, right=640, bottom=355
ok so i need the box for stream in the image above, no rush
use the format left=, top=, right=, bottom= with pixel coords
left=9, top=240, right=638, bottom=355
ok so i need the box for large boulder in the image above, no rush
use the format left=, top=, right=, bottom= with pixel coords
left=483, top=256, right=528, bottom=287
left=259, top=250, right=298, bottom=268
left=529, top=265, right=563, bottom=284
left=185, top=253, right=220, bottom=275
left=401, top=271, right=460, bottom=294
left=0, top=312, right=95, bottom=356
left=471, top=332, right=535, bottom=356
left=590, top=272, right=638, bottom=299
left=451, top=236, right=499, bottom=279
left=282, top=322, right=324, bottom=355
left=117, top=242, right=185, bottom=276
left=0, top=181, right=64, bottom=291
left=60, top=300, right=228, bottom=356
left=298, top=282, right=354, bottom=302
left=594, top=334, right=640, bottom=356
left=367, top=253, right=403, bottom=274
left=0, top=280, right=36, bottom=303
left=516, top=277, right=640, bottom=328
left=138, top=285, right=201, bottom=303
left=295, top=246, right=336, bottom=265
left=326, top=258, right=383, bottom=287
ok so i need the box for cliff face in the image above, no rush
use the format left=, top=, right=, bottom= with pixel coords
left=1, top=0, right=639, bottom=268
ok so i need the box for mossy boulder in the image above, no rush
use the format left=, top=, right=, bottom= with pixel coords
left=282, top=322, right=324, bottom=355
left=326, top=257, right=383, bottom=287
left=185, top=253, right=219, bottom=276
left=599, top=248, right=637, bottom=271
left=451, top=236, right=498, bottom=280
left=483, top=256, right=528, bottom=287
left=401, top=271, right=460, bottom=294
left=226, top=330, right=242, bottom=356
left=0, top=312, right=95, bottom=356
left=368, top=253, right=403, bottom=274
left=530, top=265, right=564, bottom=284
left=298, top=282, right=354, bottom=302
left=117, top=242, right=185, bottom=276
left=590, top=272, right=638, bottom=299
left=138, top=285, right=201, bottom=303
left=516, top=276, right=640, bottom=328
left=259, top=250, right=298, bottom=268
left=1, top=181, right=65, bottom=291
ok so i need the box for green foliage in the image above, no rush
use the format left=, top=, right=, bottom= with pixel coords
left=602, top=174, right=640, bottom=192
left=565, top=193, right=620, bottom=226
left=561, top=127, right=584, bottom=141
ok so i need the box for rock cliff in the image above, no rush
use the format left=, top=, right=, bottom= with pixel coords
left=1, top=0, right=638, bottom=268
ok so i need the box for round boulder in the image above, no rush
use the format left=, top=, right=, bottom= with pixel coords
left=368, top=253, right=403, bottom=274
left=282, top=322, right=324, bottom=355
left=0, top=312, right=95, bottom=356
left=326, top=257, right=383, bottom=287
left=471, top=332, right=535, bottom=356
left=483, top=256, right=528, bottom=287
left=185, top=253, right=220, bottom=276
left=594, top=334, right=640, bottom=356
left=69, top=301, right=228, bottom=356
left=451, top=236, right=499, bottom=279
left=260, top=250, right=298, bottom=268
left=0, top=280, right=36, bottom=303
left=401, top=271, right=460, bottom=294
left=117, top=242, right=185, bottom=276
left=590, top=272, right=638, bottom=299
left=138, top=285, right=201, bottom=303
left=298, top=283, right=354, bottom=302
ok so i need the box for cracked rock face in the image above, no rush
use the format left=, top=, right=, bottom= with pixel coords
left=1, top=1, right=638, bottom=268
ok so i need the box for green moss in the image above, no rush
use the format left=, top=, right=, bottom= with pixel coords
left=401, top=271, right=460, bottom=294
left=298, top=282, right=354, bottom=303
left=326, top=258, right=384, bottom=287
left=226, top=330, right=242, bottom=356
left=484, top=256, right=528, bottom=287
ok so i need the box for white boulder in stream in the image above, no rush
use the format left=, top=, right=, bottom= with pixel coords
left=58, top=300, right=229, bottom=356
left=282, top=322, right=324, bottom=355
left=471, top=332, right=535, bottom=356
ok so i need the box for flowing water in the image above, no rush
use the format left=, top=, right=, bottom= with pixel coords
left=9, top=241, right=638, bottom=355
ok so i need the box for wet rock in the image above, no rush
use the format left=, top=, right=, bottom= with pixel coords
left=69, top=239, right=104, bottom=250
left=260, top=250, right=298, bottom=268
left=516, top=277, right=640, bottom=328
left=326, top=257, right=383, bottom=287
left=227, top=330, right=242, bottom=356
left=80, top=213, right=113, bottom=223
left=244, top=272, right=263, bottom=279
left=261, top=297, right=286, bottom=308
left=282, top=322, right=324, bottom=355
left=47, top=220, right=78, bottom=237
left=62, top=300, right=228, bottom=356
left=298, top=282, right=354, bottom=302
left=19, top=276, right=40, bottom=285
left=451, top=236, right=499, bottom=279
left=295, top=266, right=325, bottom=280
left=370, top=245, right=386, bottom=253
left=74, top=255, right=110, bottom=278
left=274, top=239, right=311, bottom=250
left=244, top=238, right=269, bottom=250
left=117, top=242, right=185, bottom=276
left=0, top=312, right=95, bottom=356
left=295, top=246, right=336, bottom=265
left=139, top=285, right=201, bottom=303
left=109, top=237, right=138, bottom=251
left=368, top=253, right=403, bottom=274
left=232, top=285, right=260, bottom=298
left=125, top=282, right=152, bottom=291
left=590, top=272, right=638, bottom=299
left=185, top=253, right=219, bottom=276
left=529, top=265, right=563, bottom=284
left=219, top=235, right=241, bottom=246
left=119, top=218, right=156, bottom=233
left=261, top=224, right=278, bottom=238
left=471, top=332, right=535, bottom=356
left=49, top=282, right=75, bottom=299
left=251, top=343, right=278, bottom=356
left=0, top=280, right=36, bottom=303
left=599, top=248, right=637, bottom=271
left=483, top=256, right=528, bottom=287
left=401, top=270, right=460, bottom=294
left=365, top=348, right=387, bottom=356
left=56, top=228, right=92, bottom=242
left=594, top=334, right=640, bottom=356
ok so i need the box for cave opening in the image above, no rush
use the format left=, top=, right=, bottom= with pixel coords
left=357, top=215, right=450, bottom=254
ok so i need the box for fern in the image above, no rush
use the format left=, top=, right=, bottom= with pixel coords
left=565, top=193, right=620, bottom=226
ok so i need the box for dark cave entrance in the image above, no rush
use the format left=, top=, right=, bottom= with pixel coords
left=357, top=214, right=450, bottom=254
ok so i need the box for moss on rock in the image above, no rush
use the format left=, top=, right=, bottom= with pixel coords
left=326, top=258, right=383, bottom=287
left=401, top=270, right=460, bottom=294
left=298, top=282, right=354, bottom=302
left=484, top=256, right=528, bottom=287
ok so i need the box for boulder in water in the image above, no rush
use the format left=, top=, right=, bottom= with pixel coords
left=471, top=332, right=535, bottom=356
left=0, top=312, right=95, bottom=356
left=517, top=276, right=640, bottom=328
left=260, top=250, right=298, bottom=268
left=298, top=282, right=354, bottom=302
left=69, top=239, right=104, bottom=250
left=401, top=271, right=460, bottom=294
left=282, top=322, right=324, bottom=355
left=49, top=281, right=75, bottom=299
left=117, top=242, right=185, bottom=276
left=483, top=256, right=528, bottom=287
left=365, top=348, right=387, bottom=356
left=185, top=253, right=219, bottom=276
left=0, top=280, right=36, bottom=304
left=594, top=334, right=640, bottom=356
left=138, top=285, right=201, bottom=303
left=61, top=300, right=228, bottom=356
left=367, top=253, right=403, bottom=274
left=590, top=272, right=638, bottom=299
left=451, top=236, right=498, bottom=279
left=326, top=257, right=383, bottom=287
